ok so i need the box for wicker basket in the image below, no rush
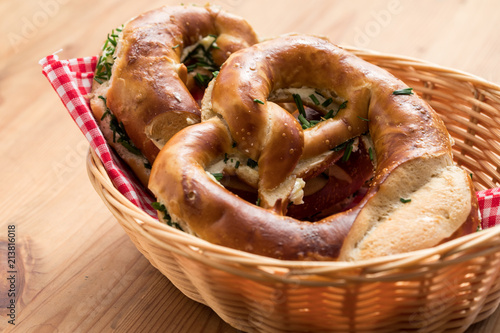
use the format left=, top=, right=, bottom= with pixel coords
left=86, top=46, right=500, bottom=333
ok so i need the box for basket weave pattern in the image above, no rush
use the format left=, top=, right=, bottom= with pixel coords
left=87, top=47, right=500, bottom=332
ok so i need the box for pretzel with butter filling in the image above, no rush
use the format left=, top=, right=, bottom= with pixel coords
left=149, top=35, right=479, bottom=261
left=89, top=5, right=258, bottom=186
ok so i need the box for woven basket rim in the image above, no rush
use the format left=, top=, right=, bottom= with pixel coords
left=87, top=145, right=500, bottom=275
left=342, top=44, right=500, bottom=93
left=86, top=47, right=500, bottom=278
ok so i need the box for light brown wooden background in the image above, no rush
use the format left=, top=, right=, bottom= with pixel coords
left=1, top=0, right=500, bottom=332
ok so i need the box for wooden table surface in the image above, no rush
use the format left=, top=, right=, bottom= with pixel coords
left=1, top=0, right=500, bottom=332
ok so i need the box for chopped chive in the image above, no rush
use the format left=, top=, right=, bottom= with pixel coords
left=469, top=173, right=473, bottom=179
left=223, top=153, right=229, bottom=163
left=324, top=109, right=336, bottom=119
left=94, top=26, right=123, bottom=83
left=393, top=88, right=414, bottom=95
left=212, top=70, right=219, bottom=78
left=368, top=147, right=374, bottom=161
left=309, top=94, right=320, bottom=105
left=331, top=140, right=349, bottom=152
left=253, top=98, right=265, bottom=104
left=357, top=115, right=370, bottom=121
left=99, top=95, right=142, bottom=155
left=235, top=160, right=240, bottom=169
left=172, top=44, right=180, bottom=49
left=181, top=34, right=220, bottom=75
left=400, top=198, right=412, bottom=203
left=119, top=140, right=142, bottom=155
left=186, top=64, right=197, bottom=72
left=338, top=100, right=348, bottom=110
left=247, top=158, right=258, bottom=168
left=107, top=34, right=117, bottom=47
left=324, top=101, right=348, bottom=120
left=292, top=93, right=306, bottom=116
left=314, top=90, right=325, bottom=98
left=211, top=173, right=223, bottom=181
left=151, top=202, right=179, bottom=229
left=298, top=114, right=311, bottom=129
left=256, top=198, right=261, bottom=206
left=321, top=97, right=333, bottom=107
left=194, top=73, right=210, bottom=88
left=342, top=141, right=353, bottom=162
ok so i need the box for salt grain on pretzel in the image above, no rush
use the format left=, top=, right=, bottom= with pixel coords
left=149, top=34, right=479, bottom=261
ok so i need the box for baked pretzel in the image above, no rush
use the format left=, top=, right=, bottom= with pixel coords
left=89, top=5, right=258, bottom=186
left=149, top=35, right=479, bottom=261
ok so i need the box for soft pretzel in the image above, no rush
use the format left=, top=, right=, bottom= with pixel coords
left=149, top=35, right=479, bottom=261
left=89, top=5, right=258, bottom=186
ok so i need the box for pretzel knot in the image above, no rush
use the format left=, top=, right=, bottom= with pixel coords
left=149, top=35, right=479, bottom=261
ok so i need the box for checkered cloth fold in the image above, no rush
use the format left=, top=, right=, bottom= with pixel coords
left=40, top=53, right=500, bottom=228
left=40, top=53, right=157, bottom=218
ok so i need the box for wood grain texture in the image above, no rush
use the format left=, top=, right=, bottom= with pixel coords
left=0, top=0, right=499, bottom=332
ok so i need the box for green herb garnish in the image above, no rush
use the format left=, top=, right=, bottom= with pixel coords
left=186, top=64, right=198, bottom=72
left=211, top=173, right=223, bottom=181
left=357, top=115, right=370, bottom=122
left=247, top=158, right=258, bottom=168
left=94, top=26, right=123, bottom=84
left=322, top=98, right=333, bottom=107
left=309, top=94, right=320, bottom=105
left=393, top=88, right=414, bottom=95
left=324, top=100, right=348, bottom=120
left=400, top=198, right=412, bottom=203
left=293, top=93, right=306, bottom=116
left=253, top=98, right=265, bottom=104
left=368, top=147, right=374, bottom=161
left=151, top=202, right=182, bottom=230
left=338, top=100, right=348, bottom=110
left=332, top=137, right=355, bottom=156
left=298, top=114, right=312, bottom=129
left=182, top=35, right=220, bottom=74
left=342, top=140, right=353, bottom=162
left=194, top=73, right=210, bottom=88
left=119, top=140, right=142, bottom=156
left=98, top=95, right=142, bottom=155
left=235, top=160, right=240, bottom=169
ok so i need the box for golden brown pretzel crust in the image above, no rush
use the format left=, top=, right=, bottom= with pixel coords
left=149, top=35, right=479, bottom=261
left=90, top=5, right=258, bottom=184
left=149, top=118, right=355, bottom=260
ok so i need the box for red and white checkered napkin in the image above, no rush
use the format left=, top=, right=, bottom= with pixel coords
left=39, top=53, right=157, bottom=218
left=39, top=53, right=500, bottom=228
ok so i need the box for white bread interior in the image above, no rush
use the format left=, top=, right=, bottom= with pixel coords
left=339, top=154, right=472, bottom=261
